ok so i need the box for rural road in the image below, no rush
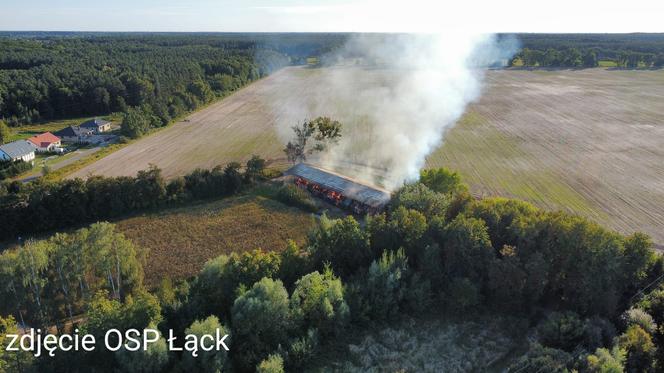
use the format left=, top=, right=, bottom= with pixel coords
left=20, top=146, right=104, bottom=183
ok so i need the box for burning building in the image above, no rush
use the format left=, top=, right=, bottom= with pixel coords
left=284, top=163, right=391, bottom=214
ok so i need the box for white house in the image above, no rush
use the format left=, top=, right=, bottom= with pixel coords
left=80, top=118, right=112, bottom=133
left=27, top=132, right=62, bottom=153
left=0, top=140, right=36, bottom=163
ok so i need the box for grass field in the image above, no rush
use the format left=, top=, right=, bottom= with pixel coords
left=114, top=192, right=316, bottom=286
left=70, top=66, right=664, bottom=246
left=7, top=115, right=119, bottom=142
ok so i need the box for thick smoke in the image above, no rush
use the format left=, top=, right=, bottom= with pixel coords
left=272, top=33, right=518, bottom=190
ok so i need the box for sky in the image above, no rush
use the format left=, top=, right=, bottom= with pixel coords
left=1, top=0, right=663, bottom=33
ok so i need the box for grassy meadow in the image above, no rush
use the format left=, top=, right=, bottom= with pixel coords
left=114, top=192, right=316, bottom=286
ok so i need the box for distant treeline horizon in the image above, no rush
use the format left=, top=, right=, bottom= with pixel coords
left=1, top=32, right=663, bottom=127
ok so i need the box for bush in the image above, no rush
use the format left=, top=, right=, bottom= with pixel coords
left=275, top=184, right=317, bottom=212
left=537, top=312, right=586, bottom=352
left=347, top=249, right=428, bottom=323
left=257, top=354, right=285, bottom=373
left=622, top=308, right=657, bottom=334
left=0, top=160, right=32, bottom=180
left=448, top=277, right=481, bottom=314
left=286, top=328, right=319, bottom=370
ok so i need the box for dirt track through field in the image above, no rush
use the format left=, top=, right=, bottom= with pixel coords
left=71, top=67, right=664, bottom=245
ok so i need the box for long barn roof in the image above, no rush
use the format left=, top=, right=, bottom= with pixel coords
left=286, top=163, right=391, bottom=208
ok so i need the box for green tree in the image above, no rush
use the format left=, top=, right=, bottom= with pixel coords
left=438, top=216, right=494, bottom=283
left=121, top=106, right=152, bottom=139
left=192, top=249, right=281, bottom=318
left=257, top=354, right=285, bottom=373
left=180, top=316, right=229, bottom=373
left=85, top=222, right=144, bottom=301
left=115, top=324, right=169, bottom=373
left=290, top=268, right=349, bottom=337
left=0, top=120, right=11, bottom=144
left=390, top=182, right=449, bottom=219
left=245, top=155, right=266, bottom=183
left=279, top=240, right=311, bottom=289
left=231, top=278, right=291, bottom=372
left=308, top=215, right=371, bottom=277
left=587, top=346, right=625, bottom=373
left=348, top=249, right=428, bottom=322
left=135, top=165, right=167, bottom=208
left=419, top=168, right=467, bottom=195
left=284, top=117, right=342, bottom=163
left=0, top=315, right=35, bottom=372
left=537, top=311, right=586, bottom=352
left=583, top=50, right=599, bottom=68
left=17, top=239, right=51, bottom=327
left=618, top=325, right=656, bottom=372
left=447, top=277, right=480, bottom=313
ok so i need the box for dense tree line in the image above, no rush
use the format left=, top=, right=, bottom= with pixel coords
left=514, top=33, right=664, bottom=60
left=0, top=155, right=267, bottom=241
left=1, top=167, right=660, bottom=372
left=3, top=33, right=663, bottom=127
left=514, top=47, right=664, bottom=68
left=0, top=33, right=347, bottom=126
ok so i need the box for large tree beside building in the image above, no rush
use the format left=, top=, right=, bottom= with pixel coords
left=284, top=117, right=342, bottom=163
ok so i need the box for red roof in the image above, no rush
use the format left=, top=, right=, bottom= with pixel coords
left=28, top=132, right=61, bottom=148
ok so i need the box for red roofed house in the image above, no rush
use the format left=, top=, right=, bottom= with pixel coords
left=28, top=132, right=62, bottom=153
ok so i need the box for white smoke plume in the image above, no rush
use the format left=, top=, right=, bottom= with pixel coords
left=271, top=33, right=518, bottom=190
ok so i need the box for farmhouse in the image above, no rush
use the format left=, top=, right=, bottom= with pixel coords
left=285, top=163, right=391, bottom=214
left=80, top=118, right=111, bottom=133
left=27, top=132, right=61, bottom=152
left=0, top=140, right=36, bottom=163
left=54, top=126, right=93, bottom=143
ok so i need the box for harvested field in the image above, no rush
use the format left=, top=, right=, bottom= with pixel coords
left=428, top=69, right=664, bottom=246
left=73, top=67, right=664, bottom=245
left=114, top=193, right=315, bottom=286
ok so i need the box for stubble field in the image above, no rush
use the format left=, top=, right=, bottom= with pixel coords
left=70, top=67, right=664, bottom=245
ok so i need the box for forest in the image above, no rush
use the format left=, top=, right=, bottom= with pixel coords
left=1, top=33, right=663, bottom=130
left=1, top=166, right=663, bottom=372
left=512, top=34, right=664, bottom=68
left=0, top=33, right=344, bottom=127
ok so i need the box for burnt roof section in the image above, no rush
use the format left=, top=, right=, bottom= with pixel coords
left=286, top=163, right=391, bottom=208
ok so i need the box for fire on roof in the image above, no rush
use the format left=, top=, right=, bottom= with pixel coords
left=284, top=163, right=391, bottom=214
